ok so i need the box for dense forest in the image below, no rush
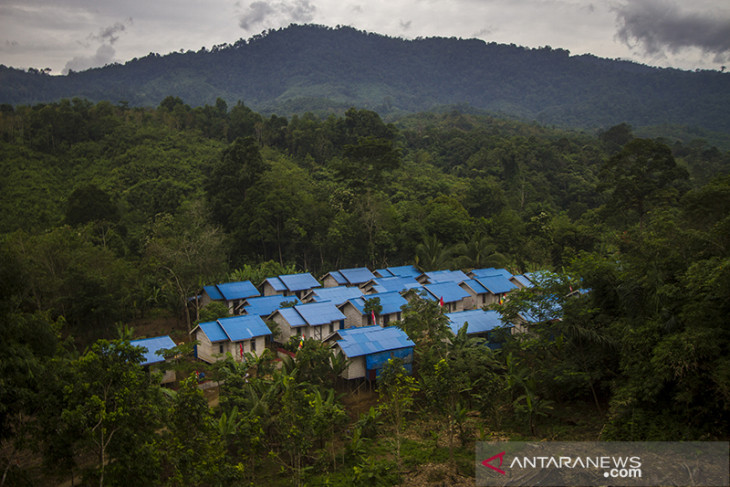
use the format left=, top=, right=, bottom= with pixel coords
left=2, top=24, right=730, bottom=144
left=1, top=97, right=729, bottom=485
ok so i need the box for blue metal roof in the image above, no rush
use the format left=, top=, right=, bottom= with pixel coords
left=336, top=326, right=415, bottom=358
left=475, top=275, right=518, bottom=294
left=217, top=315, right=272, bottom=341
left=279, top=273, right=320, bottom=291
left=275, top=307, right=307, bottom=327
left=131, top=335, right=177, bottom=366
left=403, top=286, right=436, bottom=301
left=339, top=267, right=376, bottom=285
left=423, top=281, right=470, bottom=303
left=523, top=271, right=541, bottom=282
left=371, top=276, right=421, bottom=293
left=203, top=285, right=223, bottom=301
left=519, top=296, right=563, bottom=323
left=471, top=268, right=514, bottom=279
left=374, top=268, right=394, bottom=278
left=216, top=281, right=260, bottom=301
left=197, top=321, right=229, bottom=343
left=461, top=279, right=489, bottom=294
left=264, top=277, right=288, bottom=292
left=295, top=302, right=346, bottom=326
left=387, top=265, right=422, bottom=278
left=311, top=286, right=363, bottom=305
left=425, top=270, right=469, bottom=284
left=348, top=292, right=408, bottom=315
left=446, top=309, right=506, bottom=335
left=244, top=295, right=300, bottom=316
left=513, top=274, right=534, bottom=287
left=325, top=270, right=347, bottom=285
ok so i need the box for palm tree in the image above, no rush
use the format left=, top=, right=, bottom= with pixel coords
left=415, top=234, right=454, bottom=271
left=453, top=234, right=508, bottom=269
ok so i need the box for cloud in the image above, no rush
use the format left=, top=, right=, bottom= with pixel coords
left=91, top=19, right=133, bottom=45
left=239, top=2, right=275, bottom=29
left=613, top=0, right=730, bottom=60
left=289, top=0, right=316, bottom=22
left=63, top=43, right=116, bottom=73
left=238, top=0, right=315, bottom=30
left=62, top=19, right=132, bottom=73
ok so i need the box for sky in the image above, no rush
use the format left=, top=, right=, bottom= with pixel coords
left=1, top=0, right=729, bottom=75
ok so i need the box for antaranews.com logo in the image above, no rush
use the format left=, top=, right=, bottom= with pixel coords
left=482, top=450, right=642, bottom=479
left=476, top=441, right=728, bottom=487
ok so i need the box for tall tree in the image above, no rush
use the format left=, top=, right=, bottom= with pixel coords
left=205, top=136, right=268, bottom=231
left=56, top=339, right=162, bottom=487
left=599, top=138, right=689, bottom=228
left=145, top=199, right=228, bottom=332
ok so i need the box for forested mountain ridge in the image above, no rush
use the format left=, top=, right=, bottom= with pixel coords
left=1, top=24, right=729, bottom=135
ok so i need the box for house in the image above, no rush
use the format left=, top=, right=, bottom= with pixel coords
left=200, top=285, right=224, bottom=308
left=131, top=335, right=177, bottom=384
left=459, top=279, right=492, bottom=309
left=374, top=265, right=422, bottom=279
left=517, top=297, right=563, bottom=326
left=329, top=325, right=415, bottom=380
left=511, top=274, right=533, bottom=288
left=242, top=295, right=300, bottom=317
left=321, top=270, right=347, bottom=287
left=422, top=281, right=471, bottom=312
left=191, top=315, right=272, bottom=364
left=261, top=272, right=321, bottom=298
left=417, top=269, right=469, bottom=285
left=339, top=291, right=408, bottom=328
left=475, top=274, right=518, bottom=305
left=321, top=267, right=376, bottom=287
left=470, top=267, right=514, bottom=280
left=269, top=302, right=346, bottom=342
left=200, top=280, right=260, bottom=314
left=360, top=276, right=421, bottom=294
left=445, top=309, right=513, bottom=349
left=303, top=285, right=364, bottom=305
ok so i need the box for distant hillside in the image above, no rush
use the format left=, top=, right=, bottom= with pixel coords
left=1, top=24, right=729, bottom=134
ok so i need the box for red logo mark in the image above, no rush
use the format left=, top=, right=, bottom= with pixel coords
left=482, top=451, right=507, bottom=475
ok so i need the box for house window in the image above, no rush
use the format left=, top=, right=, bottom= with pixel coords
left=219, top=344, right=224, bottom=354
left=296, top=327, right=303, bottom=336
left=383, top=315, right=390, bottom=325
left=250, top=339, right=256, bottom=352
left=329, top=322, right=334, bottom=334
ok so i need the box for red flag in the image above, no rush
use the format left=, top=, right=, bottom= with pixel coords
left=439, top=296, right=444, bottom=307
left=371, top=310, right=376, bottom=325
left=239, top=342, right=244, bottom=359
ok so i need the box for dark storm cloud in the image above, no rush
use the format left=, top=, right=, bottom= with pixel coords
left=614, top=0, right=730, bottom=59
left=239, top=0, right=315, bottom=30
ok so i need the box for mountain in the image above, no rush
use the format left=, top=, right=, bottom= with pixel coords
left=1, top=24, right=729, bottom=133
